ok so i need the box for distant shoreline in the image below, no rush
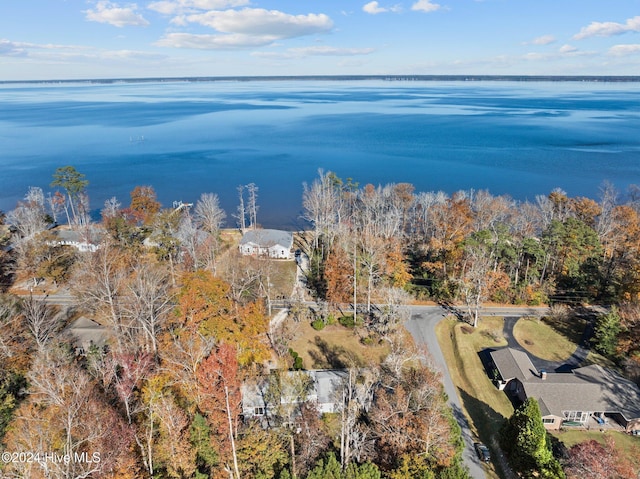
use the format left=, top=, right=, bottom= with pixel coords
left=3, top=74, right=640, bottom=86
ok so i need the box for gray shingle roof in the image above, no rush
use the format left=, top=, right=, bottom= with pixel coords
left=491, top=347, right=538, bottom=382
left=64, top=316, right=110, bottom=349
left=241, top=369, right=347, bottom=414
left=490, top=348, right=640, bottom=421
left=240, top=229, right=293, bottom=248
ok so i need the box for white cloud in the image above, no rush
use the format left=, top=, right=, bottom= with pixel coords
left=362, top=2, right=402, bottom=14
left=363, top=1, right=386, bottom=14
left=0, top=38, right=167, bottom=72
left=411, top=0, right=441, bottom=13
left=608, top=44, right=640, bottom=56
left=155, top=32, right=277, bottom=49
left=574, top=15, right=640, bottom=40
left=559, top=44, right=577, bottom=54
left=183, top=8, right=333, bottom=38
left=293, top=46, right=375, bottom=56
left=0, top=39, right=89, bottom=57
left=101, top=50, right=167, bottom=61
left=254, top=46, right=375, bottom=59
left=0, top=39, right=28, bottom=57
left=523, top=52, right=547, bottom=61
left=85, top=1, right=149, bottom=27
left=147, top=0, right=249, bottom=15
left=531, top=35, right=556, bottom=45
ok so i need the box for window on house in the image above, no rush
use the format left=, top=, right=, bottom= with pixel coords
left=254, top=407, right=265, bottom=416
left=563, top=411, right=588, bottom=422
left=542, top=418, right=555, bottom=424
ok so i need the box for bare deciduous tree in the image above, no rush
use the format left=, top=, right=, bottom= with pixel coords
left=194, top=192, right=226, bottom=235
left=122, top=262, right=173, bottom=355
left=8, top=186, right=49, bottom=240
left=247, top=182, right=259, bottom=229
left=235, top=184, right=246, bottom=231
left=20, top=294, right=60, bottom=351
left=71, top=242, right=133, bottom=352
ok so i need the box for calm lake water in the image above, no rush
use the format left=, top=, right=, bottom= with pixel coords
left=1, top=79, right=640, bottom=229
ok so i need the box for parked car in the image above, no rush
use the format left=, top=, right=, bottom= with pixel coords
left=474, top=443, right=491, bottom=462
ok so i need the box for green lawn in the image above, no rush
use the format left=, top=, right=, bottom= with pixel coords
left=436, top=317, right=513, bottom=479
left=512, top=316, right=583, bottom=362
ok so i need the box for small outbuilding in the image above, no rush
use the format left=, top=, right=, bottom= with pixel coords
left=239, top=229, right=293, bottom=259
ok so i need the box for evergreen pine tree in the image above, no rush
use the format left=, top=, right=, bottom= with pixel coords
left=500, top=398, right=565, bottom=479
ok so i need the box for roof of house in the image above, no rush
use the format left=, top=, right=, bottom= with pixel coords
left=64, top=316, right=110, bottom=348
left=53, top=225, right=104, bottom=244
left=314, top=370, right=348, bottom=404
left=491, top=347, right=539, bottom=383
left=240, top=229, right=293, bottom=248
left=490, top=348, right=640, bottom=421
left=242, top=369, right=347, bottom=411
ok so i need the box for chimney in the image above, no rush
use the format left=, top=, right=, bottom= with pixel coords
left=540, top=370, right=547, bottom=380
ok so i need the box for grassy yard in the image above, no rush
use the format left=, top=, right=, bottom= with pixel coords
left=512, top=316, right=584, bottom=362
left=268, top=260, right=297, bottom=299
left=436, top=317, right=514, bottom=479
left=288, top=321, right=390, bottom=370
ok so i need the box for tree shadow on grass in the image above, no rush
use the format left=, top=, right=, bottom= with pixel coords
left=307, top=336, right=363, bottom=369
left=457, top=388, right=514, bottom=479
left=477, top=348, right=498, bottom=379
left=543, top=306, right=595, bottom=346
left=458, top=388, right=507, bottom=447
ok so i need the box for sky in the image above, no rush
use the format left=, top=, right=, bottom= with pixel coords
left=1, top=0, right=640, bottom=80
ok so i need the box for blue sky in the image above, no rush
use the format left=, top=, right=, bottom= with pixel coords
left=1, top=0, right=640, bottom=80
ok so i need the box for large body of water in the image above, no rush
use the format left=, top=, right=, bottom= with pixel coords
left=1, top=79, right=640, bottom=229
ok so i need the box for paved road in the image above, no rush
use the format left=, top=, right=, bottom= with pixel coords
left=405, top=305, right=489, bottom=479
left=23, top=290, right=76, bottom=307
left=404, top=305, right=548, bottom=479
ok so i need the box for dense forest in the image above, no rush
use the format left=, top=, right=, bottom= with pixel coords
left=301, top=170, right=640, bottom=367
left=0, top=166, right=639, bottom=479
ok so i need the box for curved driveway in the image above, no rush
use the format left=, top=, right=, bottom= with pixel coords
left=502, top=315, right=591, bottom=373
left=405, top=305, right=549, bottom=479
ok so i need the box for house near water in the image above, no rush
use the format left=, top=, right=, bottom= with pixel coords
left=239, top=229, right=294, bottom=259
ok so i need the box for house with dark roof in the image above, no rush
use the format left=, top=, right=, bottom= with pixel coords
left=239, top=229, right=294, bottom=259
left=489, top=347, right=640, bottom=432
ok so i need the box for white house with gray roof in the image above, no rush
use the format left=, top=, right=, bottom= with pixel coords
left=242, top=369, right=347, bottom=425
left=239, top=229, right=293, bottom=259
left=51, top=226, right=103, bottom=252
left=490, top=347, right=640, bottom=432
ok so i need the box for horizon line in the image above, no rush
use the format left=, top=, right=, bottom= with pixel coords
left=3, top=74, right=640, bottom=85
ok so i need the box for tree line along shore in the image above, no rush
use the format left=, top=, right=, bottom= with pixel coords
left=0, top=166, right=638, bottom=479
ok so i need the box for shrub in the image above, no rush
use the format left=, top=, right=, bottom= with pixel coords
left=360, top=336, right=374, bottom=346
left=288, top=348, right=304, bottom=370
left=339, top=314, right=355, bottom=328
left=311, top=319, right=325, bottom=331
